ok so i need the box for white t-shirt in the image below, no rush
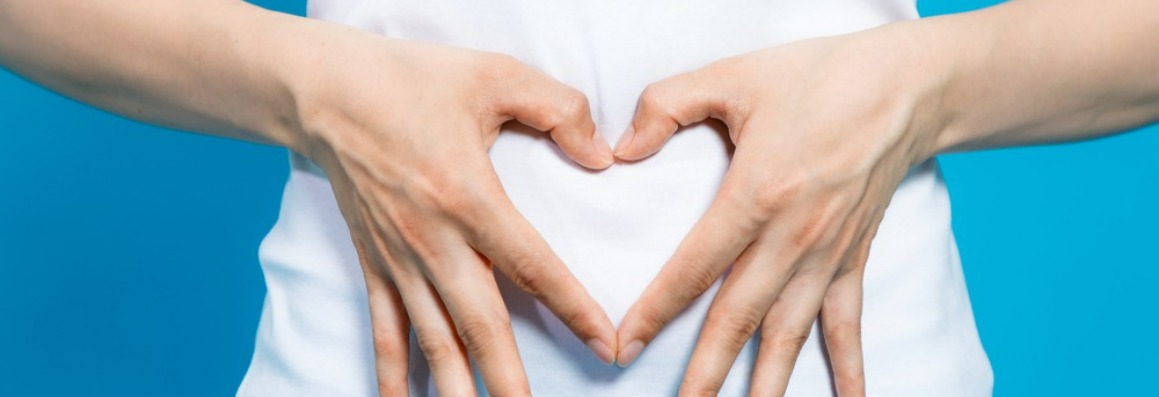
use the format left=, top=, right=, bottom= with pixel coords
left=237, top=1, right=994, bottom=395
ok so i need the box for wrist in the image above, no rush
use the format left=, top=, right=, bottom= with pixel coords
left=834, top=19, right=960, bottom=167
left=854, top=12, right=1000, bottom=165
left=229, top=5, right=330, bottom=156
left=250, top=13, right=411, bottom=168
left=904, top=8, right=1004, bottom=159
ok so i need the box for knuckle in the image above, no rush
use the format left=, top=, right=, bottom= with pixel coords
left=846, top=243, right=872, bottom=272
left=681, top=377, right=724, bottom=397
left=694, top=387, right=722, bottom=397
left=638, top=83, right=668, bottom=114
left=752, top=180, right=800, bottom=218
left=405, top=166, right=446, bottom=206
left=371, top=328, right=406, bottom=359
left=685, top=384, right=722, bottom=397
left=710, top=308, right=763, bottom=352
left=390, top=208, right=430, bottom=252
left=673, top=260, right=721, bottom=302
left=770, top=332, right=811, bottom=355
left=791, top=222, right=826, bottom=251
left=793, top=202, right=844, bottom=250
left=832, top=249, right=866, bottom=278
left=411, top=167, right=487, bottom=225
left=501, top=247, right=552, bottom=298
left=826, top=319, right=862, bottom=344
left=415, top=330, right=458, bottom=365
left=823, top=306, right=863, bottom=341
left=432, top=187, right=478, bottom=222
left=558, top=88, right=591, bottom=124
left=456, top=315, right=509, bottom=355
left=539, top=88, right=589, bottom=130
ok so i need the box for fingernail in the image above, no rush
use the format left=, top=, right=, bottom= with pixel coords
left=593, top=131, right=614, bottom=168
left=616, top=340, right=644, bottom=367
left=587, top=339, right=616, bottom=365
left=614, top=126, right=636, bottom=158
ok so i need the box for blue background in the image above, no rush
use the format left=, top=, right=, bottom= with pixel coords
left=1, top=0, right=1156, bottom=395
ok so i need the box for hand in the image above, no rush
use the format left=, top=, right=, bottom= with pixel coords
left=613, top=26, right=947, bottom=396
left=290, top=33, right=618, bottom=395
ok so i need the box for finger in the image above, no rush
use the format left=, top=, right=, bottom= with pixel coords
left=615, top=67, right=738, bottom=161
left=616, top=188, right=759, bottom=367
left=496, top=64, right=612, bottom=169
left=400, top=277, right=478, bottom=397
left=351, top=238, right=412, bottom=396
left=749, top=271, right=832, bottom=397
left=463, top=178, right=617, bottom=365
left=676, top=240, right=796, bottom=396
left=352, top=199, right=477, bottom=397
left=430, top=242, right=532, bottom=396
left=820, top=262, right=866, bottom=397
left=819, top=211, right=883, bottom=397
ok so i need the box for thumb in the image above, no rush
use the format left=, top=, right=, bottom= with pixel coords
left=615, top=69, right=736, bottom=161
left=496, top=67, right=613, bottom=170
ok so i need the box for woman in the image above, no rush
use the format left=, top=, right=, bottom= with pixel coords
left=1, top=0, right=1155, bottom=396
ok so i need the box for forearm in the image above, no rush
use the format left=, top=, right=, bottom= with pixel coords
left=921, top=0, right=1159, bottom=155
left=0, top=0, right=312, bottom=149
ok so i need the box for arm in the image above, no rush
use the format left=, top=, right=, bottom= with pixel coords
left=0, top=1, right=618, bottom=395
left=928, top=0, right=1159, bottom=155
left=612, top=1, right=1159, bottom=396
left=0, top=0, right=305, bottom=148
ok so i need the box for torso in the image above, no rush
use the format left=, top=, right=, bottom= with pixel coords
left=238, top=1, right=993, bottom=395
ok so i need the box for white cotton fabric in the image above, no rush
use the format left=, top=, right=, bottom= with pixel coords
left=236, top=1, right=994, bottom=396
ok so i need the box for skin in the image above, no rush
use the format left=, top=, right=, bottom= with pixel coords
left=613, top=0, right=1159, bottom=396
left=1, top=0, right=1158, bottom=396
left=0, top=1, right=620, bottom=396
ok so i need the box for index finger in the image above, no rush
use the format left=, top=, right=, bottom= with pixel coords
left=461, top=173, right=618, bottom=366
left=470, top=202, right=621, bottom=368
left=615, top=183, right=762, bottom=366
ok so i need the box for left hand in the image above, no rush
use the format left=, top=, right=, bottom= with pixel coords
left=613, top=26, right=947, bottom=397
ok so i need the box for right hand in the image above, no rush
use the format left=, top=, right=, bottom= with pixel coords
left=287, top=31, right=618, bottom=396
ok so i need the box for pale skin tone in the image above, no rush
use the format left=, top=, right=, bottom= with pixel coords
left=1, top=0, right=1157, bottom=396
